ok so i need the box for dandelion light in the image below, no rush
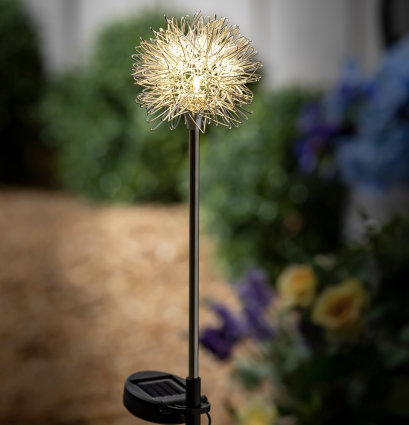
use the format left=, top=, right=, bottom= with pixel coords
left=132, top=12, right=262, bottom=132
left=124, top=12, right=262, bottom=425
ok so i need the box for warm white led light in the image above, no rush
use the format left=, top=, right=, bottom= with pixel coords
left=132, top=12, right=262, bottom=132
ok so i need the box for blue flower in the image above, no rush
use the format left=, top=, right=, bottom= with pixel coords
left=348, top=37, right=409, bottom=136
left=332, top=37, right=409, bottom=190
left=357, top=74, right=407, bottom=136
left=336, top=123, right=409, bottom=190
left=324, top=59, right=373, bottom=126
left=381, top=34, right=409, bottom=84
left=199, top=302, right=245, bottom=360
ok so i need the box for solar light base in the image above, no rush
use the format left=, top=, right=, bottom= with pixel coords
left=123, top=371, right=210, bottom=424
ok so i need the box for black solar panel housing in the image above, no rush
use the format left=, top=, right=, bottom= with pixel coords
left=137, top=378, right=185, bottom=399
left=124, top=371, right=209, bottom=424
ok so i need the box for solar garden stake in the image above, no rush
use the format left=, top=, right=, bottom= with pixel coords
left=123, top=12, right=262, bottom=425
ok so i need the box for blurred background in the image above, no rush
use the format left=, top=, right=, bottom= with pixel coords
left=1, top=0, right=409, bottom=424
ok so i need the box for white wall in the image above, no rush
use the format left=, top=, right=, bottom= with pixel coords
left=269, top=0, right=382, bottom=86
left=22, top=0, right=383, bottom=87
left=22, top=0, right=67, bottom=73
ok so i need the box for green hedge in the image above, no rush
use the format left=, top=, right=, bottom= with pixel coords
left=199, top=88, right=346, bottom=279
left=0, top=0, right=49, bottom=185
left=42, top=11, right=190, bottom=202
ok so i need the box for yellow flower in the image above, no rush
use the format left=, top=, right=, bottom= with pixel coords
left=312, top=278, right=368, bottom=338
left=277, top=264, right=318, bottom=308
left=239, top=398, right=278, bottom=425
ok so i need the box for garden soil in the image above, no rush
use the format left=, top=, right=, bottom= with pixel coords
left=0, top=189, right=241, bottom=425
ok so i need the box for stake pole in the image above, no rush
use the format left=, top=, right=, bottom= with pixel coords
left=187, top=114, right=200, bottom=379
left=186, top=114, right=201, bottom=425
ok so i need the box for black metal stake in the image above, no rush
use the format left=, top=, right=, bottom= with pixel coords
left=186, top=114, right=201, bottom=425
left=122, top=114, right=211, bottom=425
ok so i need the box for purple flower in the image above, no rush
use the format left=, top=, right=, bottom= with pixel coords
left=295, top=103, right=341, bottom=174
left=238, top=268, right=273, bottom=312
left=295, top=139, right=318, bottom=174
left=211, top=303, right=245, bottom=340
left=297, top=102, right=325, bottom=135
left=199, top=328, right=235, bottom=360
left=243, top=304, right=275, bottom=340
left=199, top=303, right=245, bottom=360
left=238, top=269, right=275, bottom=341
left=297, top=103, right=340, bottom=144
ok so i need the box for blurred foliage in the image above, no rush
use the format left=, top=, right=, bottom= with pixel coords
left=42, top=11, right=191, bottom=202
left=199, top=88, right=346, bottom=279
left=0, top=0, right=51, bottom=186
left=269, top=218, right=409, bottom=425
left=201, top=215, right=409, bottom=425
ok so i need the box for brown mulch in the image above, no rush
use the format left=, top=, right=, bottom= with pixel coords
left=0, top=189, right=240, bottom=425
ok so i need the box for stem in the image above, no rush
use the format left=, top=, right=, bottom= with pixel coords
left=186, top=114, right=201, bottom=425
left=188, top=117, right=200, bottom=379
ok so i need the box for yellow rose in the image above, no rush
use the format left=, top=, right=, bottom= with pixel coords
left=277, top=264, right=318, bottom=308
left=239, top=398, right=278, bottom=425
left=312, top=278, right=368, bottom=338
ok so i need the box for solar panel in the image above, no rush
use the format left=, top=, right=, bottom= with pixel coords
left=137, top=378, right=185, bottom=399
